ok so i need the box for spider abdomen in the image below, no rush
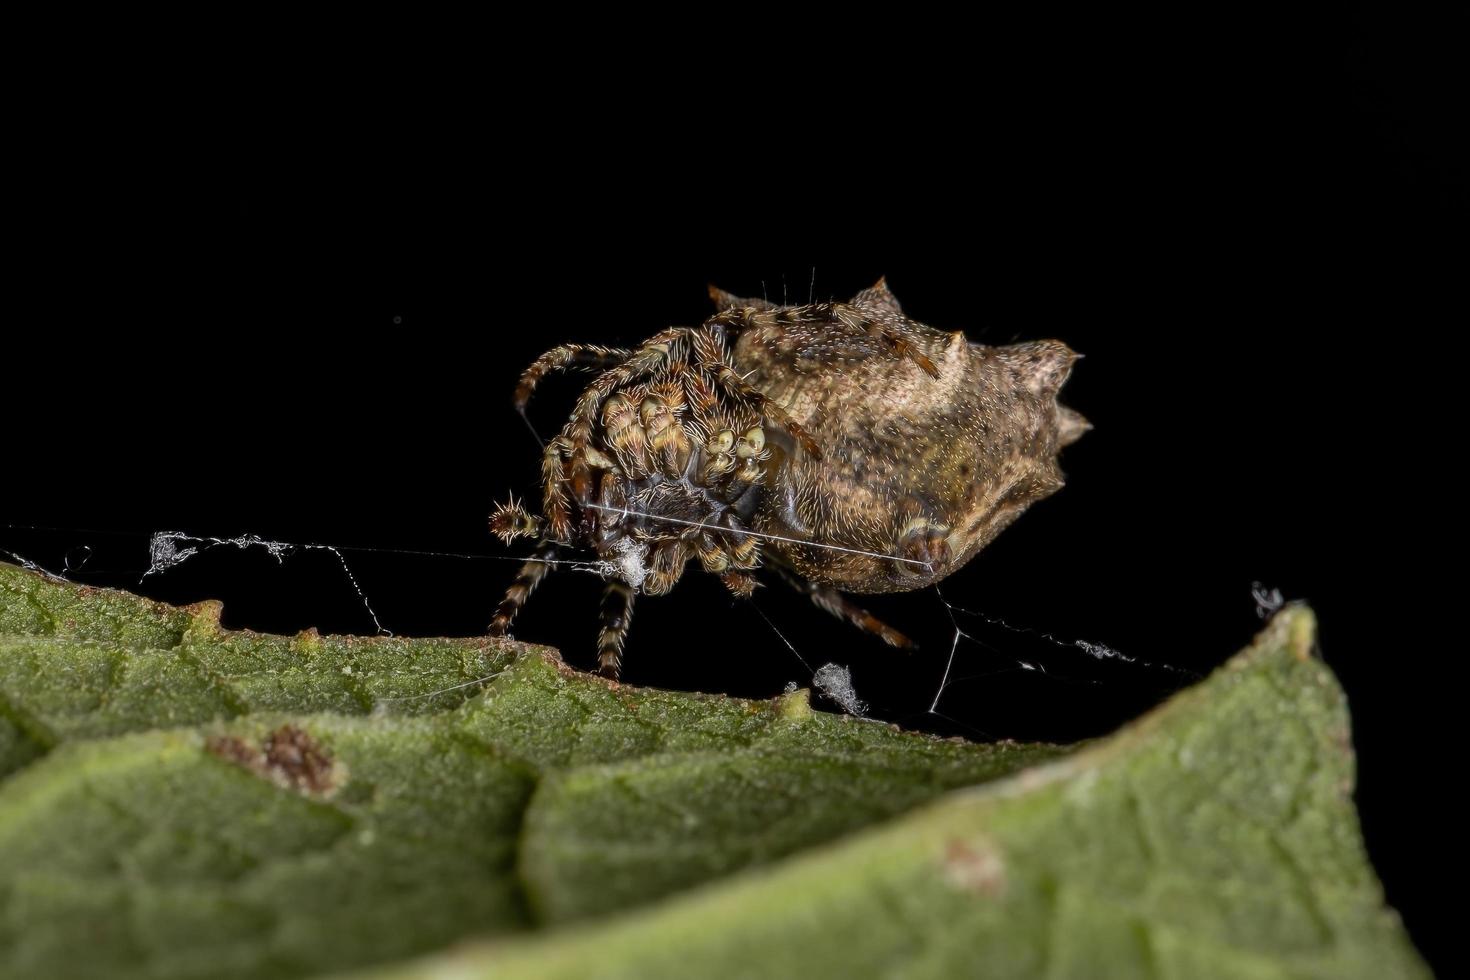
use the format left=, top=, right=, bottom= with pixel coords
left=731, top=292, right=1087, bottom=595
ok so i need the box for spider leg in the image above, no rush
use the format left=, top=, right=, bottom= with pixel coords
left=769, top=561, right=914, bottom=649
left=597, top=581, right=635, bottom=679
left=488, top=539, right=559, bottom=637
left=694, top=532, right=732, bottom=573
left=711, top=301, right=939, bottom=379
left=639, top=387, right=693, bottom=477
left=710, top=508, right=762, bottom=596
left=541, top=435, right=575, bottom=542
left=831, top=303, right=940, bottom=378
left=560, top=327, right=695, bottom=512
left=567, top=328, right=692, bottom=436
left=489, top=496, right=543, bottom=544
left=720, top=570, right=759, bottom=598
left=599, top=391, right=639, bottom=469
left=515, top=344, right=634, bottom=413
left=688, top=324, right=822, bottom=458
left=642, top=540, right=690, bottom=596
left=720, top=512, right=761, bottom=570
left=709, top=362, right=822, bottom=457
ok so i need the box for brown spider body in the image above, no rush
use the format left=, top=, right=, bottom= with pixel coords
left=730, top=282, right=1089, bottom=594
left=489, top=280, right=1087, bottom=678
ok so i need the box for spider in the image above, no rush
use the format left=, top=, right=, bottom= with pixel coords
left=488, top=279, right=1088, bottom=679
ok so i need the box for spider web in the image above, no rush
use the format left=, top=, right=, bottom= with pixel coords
left=0, top=524, right=660, bottom=709
left=141, top=532, right=390, bottom=635
left=577, top=504, right=1218, bottom=725
left=3, top=525, right=622, bottom=630
left=1, top=521, right=1249, bottom=730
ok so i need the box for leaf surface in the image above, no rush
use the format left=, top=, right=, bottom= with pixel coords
left=0, top=562, right=1426, bottom=978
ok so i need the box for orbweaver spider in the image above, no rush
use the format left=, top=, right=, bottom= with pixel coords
left=489, top=279, right=1088, bottom=679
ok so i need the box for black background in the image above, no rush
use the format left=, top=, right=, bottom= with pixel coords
left=4, top=8, right=1458, bottom=973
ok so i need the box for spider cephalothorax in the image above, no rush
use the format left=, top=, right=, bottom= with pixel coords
left=489, top=279, right=1088, bottom=678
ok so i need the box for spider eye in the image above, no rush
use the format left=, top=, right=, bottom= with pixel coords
left=707, top=429, right=735, bottom=454
left=735, top=427, right=766, bottom=458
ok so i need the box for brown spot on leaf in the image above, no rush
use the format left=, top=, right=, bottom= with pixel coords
left=942, top=837, right=1007, bottom=897
left=205, top=734, right=260, bottom=769
left=264, top=725, right=339, bottom=794
left=206, top=724, right=344, bottom=798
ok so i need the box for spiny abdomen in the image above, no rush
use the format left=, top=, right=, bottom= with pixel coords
left=738, top=312, right=1085, bottom=594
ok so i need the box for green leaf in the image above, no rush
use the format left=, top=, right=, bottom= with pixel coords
left=0, top=561, right=1427, bottom=978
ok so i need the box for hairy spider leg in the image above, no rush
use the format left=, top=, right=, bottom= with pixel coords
left=541, top=322, right=828, bottom=545
left=641, top=539, right=690, bottom=596
left=709, top=360, right=822, bottom=457
left=689, top=323, right=823, bottom=457
left=514, top=344, right=634, bottom=412
left=720, top=510, right=762, bottom=569
left=714, top=515, right=763, bottom=598
left=709, top=296, right=939, bottom=378
left=829, top=303, right=940, bottom=378
left=555, top=328, right=693, bottom=523
left=541, top=435, right=575, bottom=541
left=720, top=570, right=759, bottom=597
left=488, top=539, right=560, bottom=637
left=769, top=561, right=915, bottom=649
left=597, top=581, right=635, bottom=678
